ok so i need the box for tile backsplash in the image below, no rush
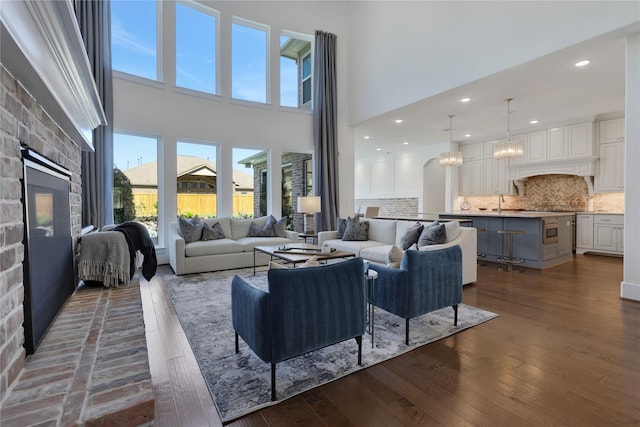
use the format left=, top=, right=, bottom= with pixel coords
left=463, top=174, right=624, bottom=212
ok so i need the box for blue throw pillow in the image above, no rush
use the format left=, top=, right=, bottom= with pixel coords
left=417, top=222, right=446, bottom=246
left=398, top=222, right=424, bottom=250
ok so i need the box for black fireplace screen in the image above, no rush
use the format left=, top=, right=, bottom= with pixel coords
left=22, top=148, right=74, bottom=354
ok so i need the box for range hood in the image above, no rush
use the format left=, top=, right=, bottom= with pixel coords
left=508, top=158, right=598, bottom=196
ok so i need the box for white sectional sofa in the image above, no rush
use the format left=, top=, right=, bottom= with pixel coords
left=318, top=218, right=477, bottom=285
left=168, top=216, right=298, bottom=275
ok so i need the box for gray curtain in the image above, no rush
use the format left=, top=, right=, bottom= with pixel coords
left=313, top=30, right=338, bottom=232
left=75, top=0, right=114, bottom=228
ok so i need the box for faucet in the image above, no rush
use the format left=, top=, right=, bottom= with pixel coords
left=498, top=194, right=505, bottom=214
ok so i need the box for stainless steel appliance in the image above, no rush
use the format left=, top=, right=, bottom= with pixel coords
left=542, top=218, right=559, bottom=244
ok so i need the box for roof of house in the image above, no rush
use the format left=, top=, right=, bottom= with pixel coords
left=121, top=155, right=254, bottom=190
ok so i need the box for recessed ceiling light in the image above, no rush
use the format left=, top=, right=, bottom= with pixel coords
left=394, top=119, right=403, bottom=124
left=403, top=141, right=409, bottom=145
left=575, top=59, right=590, bottom=67
left=529, top=120, right=539, bottom=124
left=460, top=97, right=471, bottom=103
left=363, top=135, right=370, bottom=139
left=464, top=134, right=471, bottom=138
left=376, top=148, right=382, bottom=151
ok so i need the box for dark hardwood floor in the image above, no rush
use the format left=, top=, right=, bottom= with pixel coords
left=140, top=254, right=639, bottom=426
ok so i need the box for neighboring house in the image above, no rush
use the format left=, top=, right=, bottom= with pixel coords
left=121, top=155, right=254, bottom=217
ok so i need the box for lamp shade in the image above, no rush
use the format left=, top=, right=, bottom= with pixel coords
left=297, top=196, right=321, bottom=214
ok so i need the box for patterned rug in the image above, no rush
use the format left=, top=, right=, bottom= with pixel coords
left=161, top=267, right=498, bottom=423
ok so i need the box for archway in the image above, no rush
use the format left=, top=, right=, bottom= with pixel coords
left=422, top=158, right=445, bottom=215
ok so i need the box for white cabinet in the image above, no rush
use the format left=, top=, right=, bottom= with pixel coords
left=460, top=160, right=483, bottom=195
left=569, top=122, right=594, bottom=158
left=595, top=141, right=625, bottom=192
left=526, top=130, right=547, bottom=163
left=461, top=143, right=484, bottom=161
left=576, top=214, right=594, bottom=249
left=483, top=158, right=510, bottom=195
left=600, top=118, right=625, bottom=144
left=547, top=127, right=569, bottom=161
left=577, top=213, right=623, bottom=255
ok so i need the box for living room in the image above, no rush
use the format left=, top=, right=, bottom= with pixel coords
left=1, top=1, right=639, bottom=426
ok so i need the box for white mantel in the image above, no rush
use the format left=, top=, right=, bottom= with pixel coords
left=0, top=0, right=105, bottom=149
left=508, top=157, right=598, bottom=196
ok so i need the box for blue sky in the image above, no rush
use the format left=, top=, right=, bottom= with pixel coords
left=111, top=1, right=299, bottom=175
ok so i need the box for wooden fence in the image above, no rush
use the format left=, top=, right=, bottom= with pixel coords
left=132, top=193, right=254, bottom=217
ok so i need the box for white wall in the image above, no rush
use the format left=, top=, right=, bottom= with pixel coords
left=113, top=1, right=352, bottom=251
left=347, top=1, right=640, bottom=125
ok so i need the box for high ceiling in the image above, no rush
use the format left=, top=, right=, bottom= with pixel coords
left=353, top=34, right=626, bottom=159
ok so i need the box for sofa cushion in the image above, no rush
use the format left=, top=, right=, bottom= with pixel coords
left=367, top=218, right=397, bottom=245
left=178, top=216, right=203, bottom=243
left=231, top=216, right=269, bottom=240
left=418, top=222, right=446, bottom=246
left=443, top=220, right=461, bottom=242
left=396, top=221, right=423, bottom=249
left=326, top=238, right=387, bottom=258
left=360, top=244, right=395, bottom=264
left=203, top=217, right=232, bottom=239
left=342, top=216, right=369, bottom=241
left=201, top=222, right=225, bottom=241
left=184, top=239, right=244, bottom=257
left=237, top=236, right=293, bottom=251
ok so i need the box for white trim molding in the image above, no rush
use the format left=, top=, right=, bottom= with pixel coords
left=1, top=0, right=106, bottom=149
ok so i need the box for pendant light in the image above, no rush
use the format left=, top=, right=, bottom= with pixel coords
left=439, top=115, right=463, bottom=167
left=493, top=98, right=524, bottom=160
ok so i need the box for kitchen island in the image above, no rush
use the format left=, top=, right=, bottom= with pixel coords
left=440, top=211, right=575, bottom=269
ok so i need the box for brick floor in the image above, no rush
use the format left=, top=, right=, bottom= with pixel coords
left=0, top=280, right=154, bottom=427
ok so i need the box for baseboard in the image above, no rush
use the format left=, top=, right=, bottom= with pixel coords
left=620, top=281, right=640, bottom=301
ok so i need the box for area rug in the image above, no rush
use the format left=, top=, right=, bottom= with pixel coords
left=161, top=267, right=498, bottom=423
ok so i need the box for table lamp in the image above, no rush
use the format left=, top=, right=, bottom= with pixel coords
left=297, top=196, right=321, bottom=234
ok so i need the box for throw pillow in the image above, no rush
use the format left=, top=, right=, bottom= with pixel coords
left=443, top=220, right=461, bottom=242
left=272, top=216, right=287, bottom=237
left=336, top=217, right=347, bottom=239
left=418, top=221, right=446, bottom=246
left=247, top=220, right=274, bottom=237
left=178, top=216, right=203, bottom=243
left=298, top=255, right=320, bottom=268
left=342, top=216, right=369, bottom=241
left=201, top=222, right=225, bottom=241
left=386, top=245, right=404, bottom=268
left=269, top=261, right=288, bottom=269
left=398, top=222, right=424, bottom=250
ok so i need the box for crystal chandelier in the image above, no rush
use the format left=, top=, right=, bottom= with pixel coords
left=493, top=98, right=523, bottom=160
left=439, top=115, right=463, bottom=167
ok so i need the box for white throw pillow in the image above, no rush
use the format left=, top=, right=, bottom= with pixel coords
left=386, top=245, right=403, bottom=269
left=443, top=221, right=461, bottom=242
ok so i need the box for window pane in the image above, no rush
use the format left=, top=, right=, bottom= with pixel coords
left=302, top=79, right=312, bottom=104
left=113, top=133, right=159, bottom=243
left=176, top=3, right=216, bottom=93
left=111, top=0, right=157, bottom=80
left=233, top=148, right=266, bottom=218
left=177, top=142, right=217, bottom=218
left=232, top=21, right=267, bottom=103
left=280, top=34, right=312, bottom=108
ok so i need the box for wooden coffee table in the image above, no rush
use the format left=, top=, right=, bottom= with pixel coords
left=253, top=243, right=354, bottom=274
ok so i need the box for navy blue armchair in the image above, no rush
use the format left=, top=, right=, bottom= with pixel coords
left=231, top=257, right=366, bottom=401
left=369, top=246, right=463, bottom=345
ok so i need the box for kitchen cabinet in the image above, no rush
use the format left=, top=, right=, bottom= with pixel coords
left=460, top=160, right=483, bottom=195
left=526, top=130, right=547, bottom=163
left=595, top=140, right=624, bottom=193
left=568, top=122, right=595, bottom=158
left=600, top=118, right=625, bottom=144
left=576, top=213, right=623, bottom=256
left=547, top=127, right=569, bottom=161
left=576, top=214, right=594, bottom=249
left=483, top=158, right=510, bottom=195
left=460, top=141, right=513, bottom=196
left=593, top=215, right=624, bottom=254
left=461, top=143, right=484, bottom=161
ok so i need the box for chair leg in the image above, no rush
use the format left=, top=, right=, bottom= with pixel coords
left=453, top=305, right=458, bottom=327
left=271, top=363, right=277, bottom=401
left=405, top=318, right=410, bottom=345
left=235, top=332, right=239, bottom=353
left=355, top=336, right=362, bottom=366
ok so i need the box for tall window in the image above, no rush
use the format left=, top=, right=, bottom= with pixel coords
left=232, top=148, right=267, bottom=218
left=176, top=2, right=217, bottom=94
left=232, top=18, right=268, bottom=103
left=113, top=133, right=160, bottom=243
left=177, top=142, right=218, bottom=217
left=280, top=33, right=312, bottom=108
left=111, top=0, right=158, bottom=81
left=304, top=158, right=313, bottom=196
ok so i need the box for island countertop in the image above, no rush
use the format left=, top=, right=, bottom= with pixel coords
left=442, top=210, right=576, bottom=219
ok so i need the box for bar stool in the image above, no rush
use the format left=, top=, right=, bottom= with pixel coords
left=497, top=229, right=525, bottom=272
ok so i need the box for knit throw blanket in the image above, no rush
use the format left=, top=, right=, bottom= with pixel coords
left=78, top=231, right=130, bottom=288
